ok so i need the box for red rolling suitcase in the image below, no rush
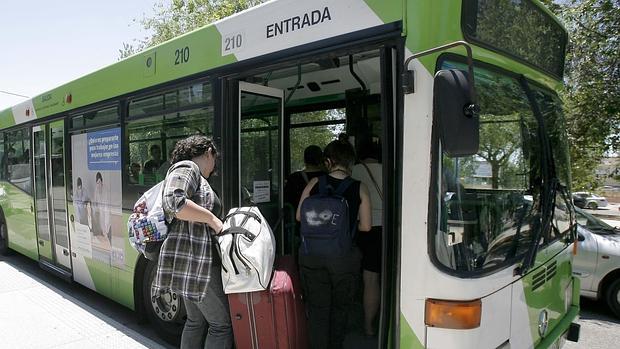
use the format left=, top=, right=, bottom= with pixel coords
left=228, top=256, right=308, bottom=349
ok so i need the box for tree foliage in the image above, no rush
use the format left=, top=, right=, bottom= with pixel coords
left=288, top=110, right=345, bottom=172
left=544, top=0, right=620, bottom=190
left=120, top=0, right=266, bottom=58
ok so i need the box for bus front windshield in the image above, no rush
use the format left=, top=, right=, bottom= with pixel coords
left=433, top=60, right=571, bottom=275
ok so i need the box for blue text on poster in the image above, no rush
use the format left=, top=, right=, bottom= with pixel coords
left=88, top=128, right=121, bottom=171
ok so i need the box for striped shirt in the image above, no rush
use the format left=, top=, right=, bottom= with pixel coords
left=153, top=160, right=221, bottom=302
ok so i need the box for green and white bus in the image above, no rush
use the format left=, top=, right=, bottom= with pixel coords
left=0, top=0, right=581, bottom=347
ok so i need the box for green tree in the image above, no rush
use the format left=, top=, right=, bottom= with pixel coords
left=473, top=68, right=536, bottom=190
left=544, top=0, right=620, bottom=190
left=478, top=118, right=523, bottom=189
left=288, top=110, right=344, bottom=172
left=120, top=0, right=266, bottom=58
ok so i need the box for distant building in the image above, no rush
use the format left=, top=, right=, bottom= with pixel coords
left=596, top=157, right=620, bottom=187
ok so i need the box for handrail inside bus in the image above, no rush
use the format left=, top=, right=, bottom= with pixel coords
left=284, top=64, right=302, bottom=105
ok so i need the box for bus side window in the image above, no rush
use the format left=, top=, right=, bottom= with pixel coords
left=0, top=135, right=5, bottom=181
left=124, top=81, right=214, bottom=210
left=5, top=129, right=32, bottom=194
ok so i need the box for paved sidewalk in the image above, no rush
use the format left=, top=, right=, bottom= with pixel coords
left=0, top=261, right=167, bottom=349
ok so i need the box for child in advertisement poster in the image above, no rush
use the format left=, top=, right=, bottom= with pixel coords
left=92, top=172, right=111, bottom=241
left=74, top=177, right=91, bottom=226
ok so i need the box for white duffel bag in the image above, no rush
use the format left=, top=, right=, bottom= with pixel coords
left=217, top=207, right=275, bottom=294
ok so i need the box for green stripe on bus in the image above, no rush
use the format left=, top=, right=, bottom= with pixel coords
left=400, top=313, right=424, bottom=349
left=364, top=0, right=403, bottom=25
left=523, top=248, right=573, bottom=346
left=0, top=110, right=15, bottom=128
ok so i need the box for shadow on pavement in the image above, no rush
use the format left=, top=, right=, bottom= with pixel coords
left=579, top=297, right=620, bottom=324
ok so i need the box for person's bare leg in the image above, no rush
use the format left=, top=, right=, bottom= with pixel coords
left=363, top=270, right=380, bottom=336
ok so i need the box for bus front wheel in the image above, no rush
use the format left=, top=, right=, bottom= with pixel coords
left=606, top=278, right=620, bottom=318
left=142, top=259, right=185, bottom=345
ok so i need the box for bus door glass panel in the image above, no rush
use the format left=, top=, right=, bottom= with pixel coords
left=238, top=82, right=283, bottom=248
left=33, top=125, right=53, bottom=260
left=50, top=121, right=71, bottom=269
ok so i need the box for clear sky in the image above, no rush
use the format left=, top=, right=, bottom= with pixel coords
left=0, top=1, right=156, bottom=111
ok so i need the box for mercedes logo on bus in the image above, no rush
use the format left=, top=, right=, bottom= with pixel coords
left=538, top=309, right=549, bottom=337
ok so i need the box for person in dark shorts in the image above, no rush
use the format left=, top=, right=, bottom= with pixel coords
left=352, top=138, right=383, bottom=336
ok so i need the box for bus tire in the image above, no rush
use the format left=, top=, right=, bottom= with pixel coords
left=0, top=219, right=10, bottom=256
left=142, top=259, right=185, bottom=345
left=606, top=278, right=620, bottom=319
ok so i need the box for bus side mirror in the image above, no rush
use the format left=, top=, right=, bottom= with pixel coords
left=433, top=69, right=479, bottom=157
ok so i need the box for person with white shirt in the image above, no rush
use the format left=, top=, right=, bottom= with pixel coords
left=351, top=138, right=383, bottom=337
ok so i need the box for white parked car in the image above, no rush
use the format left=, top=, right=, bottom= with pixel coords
left=572, top=191, right=609, bottom=209
left=573, top=208, right=620, bottom=318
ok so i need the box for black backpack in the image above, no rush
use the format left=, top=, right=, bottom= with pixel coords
left=299, top=176, right=355, bottom=256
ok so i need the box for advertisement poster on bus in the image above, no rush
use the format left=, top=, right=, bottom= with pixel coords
left=70, top=128, right=124, bottom=268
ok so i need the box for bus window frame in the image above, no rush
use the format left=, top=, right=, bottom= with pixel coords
left=428, top=53, right=569, bottom=278
left=69, top=104, right=120, bottom=132
left=460, top=0, right=568, bottom=80
left=122, top=79, right=218, bottom=209
left=1, top=127, right=33, bottom=196
left=126, top=81, right=214, bottom=121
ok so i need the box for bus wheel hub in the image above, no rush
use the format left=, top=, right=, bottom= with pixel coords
left=151, top=290, right=179, bottom=321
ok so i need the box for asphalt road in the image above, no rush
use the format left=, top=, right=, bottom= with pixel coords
left=587, top=202, right=620, bottom=220
left=564, top=297, right=620, bottom=349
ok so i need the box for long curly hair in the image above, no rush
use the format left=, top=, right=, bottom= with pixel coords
left=170, top=135, right=218, bottom=164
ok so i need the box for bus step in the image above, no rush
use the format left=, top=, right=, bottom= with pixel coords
left=39, top=260, right=72, bottom=283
